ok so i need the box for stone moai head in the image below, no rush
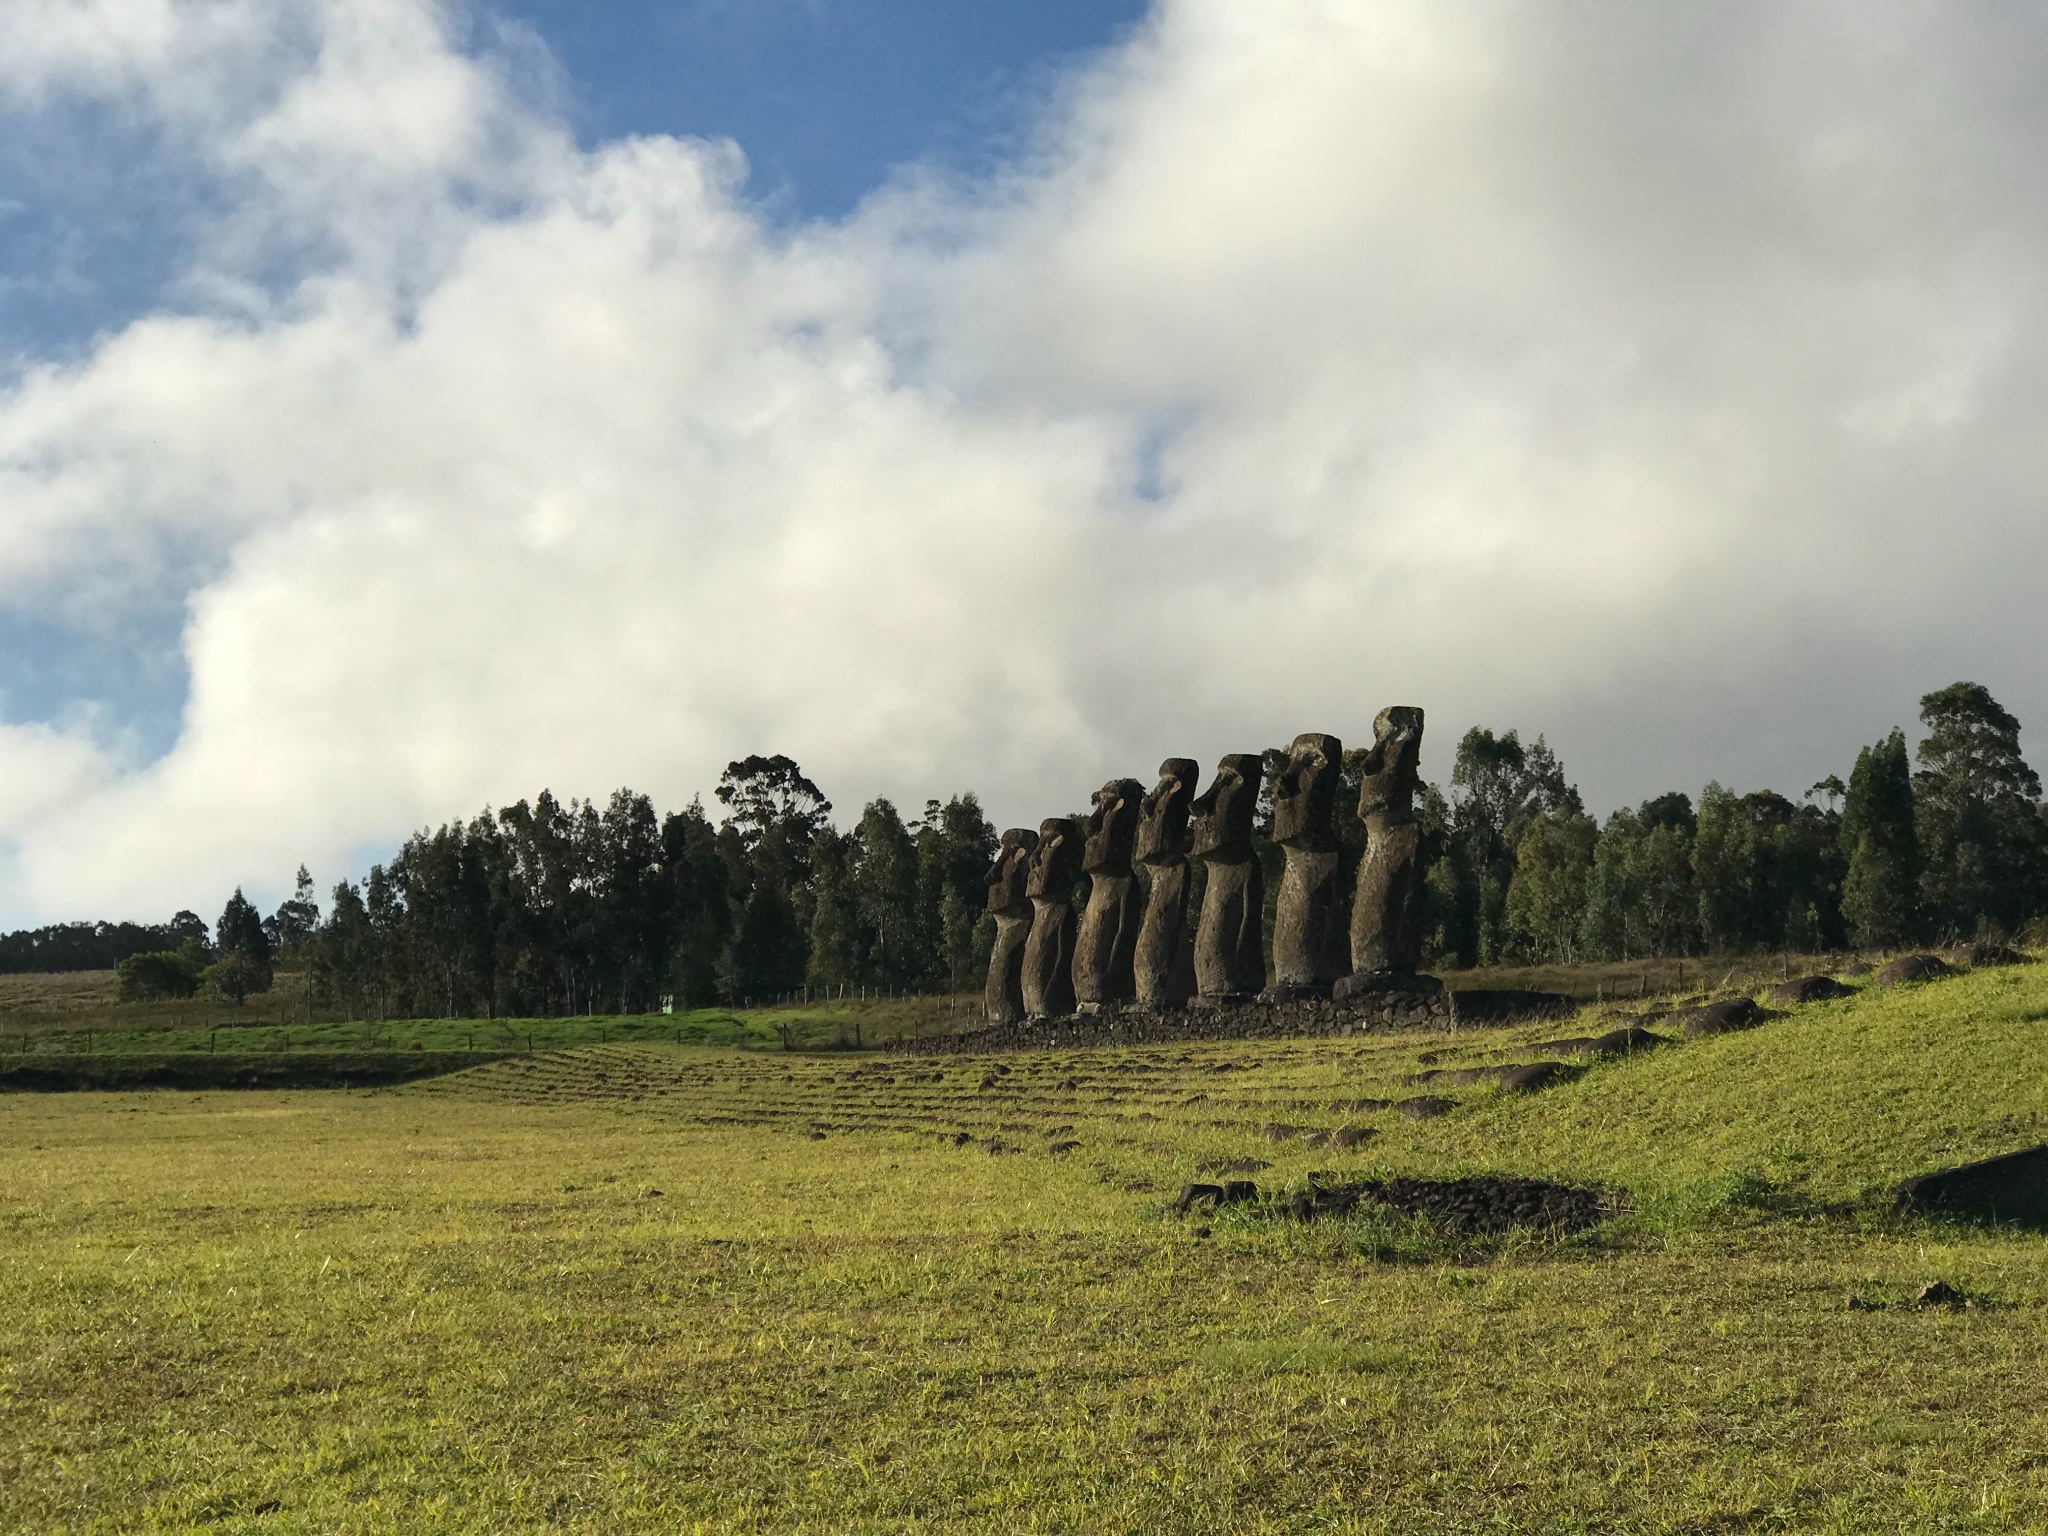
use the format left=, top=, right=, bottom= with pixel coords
left=1134, top=758, right=1200, bottom=866
left=1270, top=732, right=1342, bottom=850
left=1189, top=753, right=1264, bottom=861
left=1356, top=707, right=1424, bottom=823
left=1082, top=779, right=1147, bottom=876
left=1026, top=817, right=1084, bottom=901
left=985, top=827, right=1039, bottom=915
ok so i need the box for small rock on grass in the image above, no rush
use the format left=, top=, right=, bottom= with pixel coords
left=1674, top=998, right=1774, bottom=1037
left=1915, top=1280, right=1971, bottom=1309
left=1498, top=1060, right=1578, bottom=1093
left=1768, top=975, right=1854, bottom=1005
left=1955, top=942, right=2034, bottom=969
left=1398, top=1095, right=1456, bottom=1121
left=1874, top=953, right=1955, bottom=987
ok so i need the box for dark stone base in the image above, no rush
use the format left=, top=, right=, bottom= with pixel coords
left=892, top=979, right=1581, bottom=1057
left=1333, top=970, right=1444, bottom=1002
left=1189, top=993, right=1255, bottom=1011
left=1256, top=983, right=1332, bottom=1005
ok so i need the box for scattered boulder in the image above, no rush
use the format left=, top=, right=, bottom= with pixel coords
left=1874, top=954, right=1955, bottom=988
left=1046, top=1139, right=1081, bottom=1155
left=1397, top=1095, right=1456, bottom=1121
left=1915, top=1280, right=1970, bottom=1309
left=1196, top=1157, right=1269, bottom=1176
left=1498, top=1061, right=1579, bottom=1093
left=1838, top=959, right=1873, bottom=977
left=1306, top=1125, right=1377, bottom=1149
left=1403, top=1067, right=1495, bottom=1087
left=1170, top=1179, right=1261, bottom=1215
left=1538, top=1027, right=1668, bottom=1056
left=1844, top=1293, right=1883, bottom=1312
left=1332, top=1097, right=1394, bottom=1112
left=1272, top=1174, right=1606, bottom=1235
left=1263, top=1123, right=1310, bottom=1142
left=1769, top=975, right=1853, bottom=1005
left=1956, top=942, right=2034, bottom=969
left=1894, top=1143, right=2048, bottom=1226
left=1673, top=998, right=1773, bottom=1038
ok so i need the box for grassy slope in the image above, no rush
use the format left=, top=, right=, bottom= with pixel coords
left=5, top=967, right=2048, bottom=1531
left=1415, top=964, right=2048, bottom=1212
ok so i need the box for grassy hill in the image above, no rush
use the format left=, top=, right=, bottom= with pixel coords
left=5, top=957, right=2047, bottom=1530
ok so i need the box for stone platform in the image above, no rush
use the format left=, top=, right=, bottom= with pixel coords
left=893, top=985, right=1574, bottom=1056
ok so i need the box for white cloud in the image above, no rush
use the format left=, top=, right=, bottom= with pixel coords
left=4, top=0, right=2048, bottom=922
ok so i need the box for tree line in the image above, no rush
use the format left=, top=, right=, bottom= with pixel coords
left=63, top=681, right=2048, bottom=1014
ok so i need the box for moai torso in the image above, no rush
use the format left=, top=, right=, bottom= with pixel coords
left=1265, top=732, right=1347, bottom=997
left=1133, top=759, right=1200, bottom=1007
left=1189, top=752, right=1266, bottom=1003
left=1073, top=779, right=1146, bottom=1010
left=1349, top=707, right=1426, bottom=977
left=983, top=827, right=1038, bottom=1026
left=1021, top=818, right=1082, bottom=1019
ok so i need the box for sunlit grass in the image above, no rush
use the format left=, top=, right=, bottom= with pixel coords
left=5, top=962, right=2048, bottom=1530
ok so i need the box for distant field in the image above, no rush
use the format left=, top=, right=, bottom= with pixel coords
left=6, top=960, right=2048, bottom=1530
left=0, top=972, right=971, bottom=1056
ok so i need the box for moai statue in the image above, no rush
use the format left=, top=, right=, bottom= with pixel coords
left=1072, top=778, right=1147, bottom=1012
left=1133, top=758, right=1200, bottom=1008
left=1262, top=732, right=1347, bottom=1001
left=982, top=827, right=1039, bottom=1025
left=1188, top=752, right=1266, bottom=1005
left=1336, top=707, right=1440, bottom=1000
left=1021, top=817, right=1083, bottom=1019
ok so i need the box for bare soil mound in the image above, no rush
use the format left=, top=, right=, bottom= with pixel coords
left=1270, top=1175, right=1608, bottom=1235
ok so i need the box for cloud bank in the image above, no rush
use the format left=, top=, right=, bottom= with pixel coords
left=3, top=0, right=2048, bottom=923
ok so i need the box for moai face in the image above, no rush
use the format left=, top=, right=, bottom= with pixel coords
left=985, top=827, right=1039, bottom=915
left=1082, top=779, right=1147, bottom=876
left=1190, top=753, right=1264, bottom=860
left=1026, top=817, right=1083, bottom=901
left=1134, top=758, right=1200, bottom=866
left=1356, top=707, right=1424, bottom=823
left=1270, top=732, right=1342, bottom=850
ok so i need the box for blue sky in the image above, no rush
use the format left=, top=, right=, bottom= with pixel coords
left=0, top=0, right=1147, bottom=768
left=495, top=1, right=1147, bottom=218
left=5, top=2, right=2048, bottom=924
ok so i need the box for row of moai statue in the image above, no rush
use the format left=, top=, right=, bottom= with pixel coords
left=982, top=707, right=1431, bottom=1024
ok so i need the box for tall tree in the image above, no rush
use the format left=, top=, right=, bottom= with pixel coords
left=1839, top=729, right=1920, bottom=947
left=914, top=794, right=1000, bottom=990
left=1503, top=810, right=1597, bottom=961
left=1447, top=727, right=1583, bottom=963
left=855, top=798, right=924, bottom=987
left=211, top=888, right=274, bottom=1003
left=661, top=799, right=731, bottom=1008
left=268, top=866, right=321, bottom=966
left=1914, top=683, right=2048, bottom=938
left=1579, top=805, right=1699, bottom=961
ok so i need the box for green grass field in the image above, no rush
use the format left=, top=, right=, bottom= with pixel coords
left=6, top=963, right=2048, bottom=1531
